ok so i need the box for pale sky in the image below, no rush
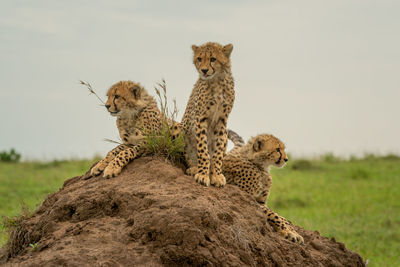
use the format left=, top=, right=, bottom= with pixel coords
left=0, top=0, right=399, bottom=160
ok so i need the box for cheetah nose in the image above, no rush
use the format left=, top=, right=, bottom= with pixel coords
left=105, top=104, right=111, bottom=109
left=201, top=69, right=209, bottom=74
left=284, top=158, right=288, bottom=162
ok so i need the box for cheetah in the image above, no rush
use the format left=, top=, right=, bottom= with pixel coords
left=182, top=42, right=235, bottom=187
left=223, top=129, right=304, bottom=244
left=90, top=81, right=162, bottom=178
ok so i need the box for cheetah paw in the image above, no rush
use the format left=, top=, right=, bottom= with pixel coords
left=186, top=167, right=198, bottom=176
left=103, top=165, right=122, bottom=179
left=282, top=229, right=304, bottom=244
left=194, top=173, right=210, bottom=186
left=210, top=173, right=226, bottom=187
left=90, top=161, right=107, bottom=176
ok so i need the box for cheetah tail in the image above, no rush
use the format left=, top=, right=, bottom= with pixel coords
left=227, top=129, right=245, bottom=147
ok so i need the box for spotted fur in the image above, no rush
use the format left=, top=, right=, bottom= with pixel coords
left=182, top=42, right=235, bottom=187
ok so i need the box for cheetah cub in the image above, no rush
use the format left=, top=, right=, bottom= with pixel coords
left=223, top=130, right=304, bottom=244
left=182, top=42, right=235, bottom=187
left=90, top=81, right=162, bottom=178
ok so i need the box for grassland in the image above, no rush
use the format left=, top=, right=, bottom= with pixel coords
left=0, top=159, right=95, bottom=246
left=1, top=155, right=399, bottom=266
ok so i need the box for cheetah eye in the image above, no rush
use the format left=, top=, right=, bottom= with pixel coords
left=114, top=94, right=119, bottom=99
left=197, top=57, right=202, bottom=62
left=277, top=148, right=281, bottom=152
left=210, top=57, right=216, bottom=62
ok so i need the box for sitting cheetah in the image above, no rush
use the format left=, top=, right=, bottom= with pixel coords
left=90, top=81, right=162, bottom=178
left=182, top=42, right=235, bottom=187
left=223, top=130, right=304, bottom=244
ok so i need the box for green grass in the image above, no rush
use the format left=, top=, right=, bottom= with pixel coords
left=1, top=156, right=399, bottom=266
left=269, top=156, right=400, bottom=267
left=0, top=159, right=95, bottom=246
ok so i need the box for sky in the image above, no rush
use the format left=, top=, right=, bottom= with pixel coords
left=0, top=0, right=399, bottom=160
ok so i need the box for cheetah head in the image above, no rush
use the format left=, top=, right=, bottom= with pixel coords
left=249, top=134, right=288, bottom=169
left=105, top=81, right=147, bottom=117
left=192, top=42, right=233, bottom=80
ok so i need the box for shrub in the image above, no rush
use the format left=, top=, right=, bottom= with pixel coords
left=359, top=153, right=400, bottom=162
left=321, top=153, right=341, bottom=163
left=361, top=153, right=377, bottom=161
left=0, top=149, right=21, bottom=163
left=380, top=154, right=400, bottom=161
left=33, top=159, right=69, bottom=169
left=273, top=197, right=307, bottom=209
left=290, top=159, right=314, bottom=170
left=349, top=167, right=371, bottom=180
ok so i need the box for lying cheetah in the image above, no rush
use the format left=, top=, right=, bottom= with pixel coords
left=223, top=130, right=304, bottom=243
left=90, top=81, right=162, bottom=178
left=182, top=42, right=235, bottom=187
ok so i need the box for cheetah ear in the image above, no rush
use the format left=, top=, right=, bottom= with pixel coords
left=191, top=45, right=198, bottom=53
left=131, top=84, right=142, bottom=99
left=223, top=44, right=233, bottom=58
left=253, top=137, right=263, bottom=152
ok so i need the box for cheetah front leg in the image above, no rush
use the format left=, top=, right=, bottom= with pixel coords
left=103, top=144, right=142, bottom=178
left=194, top=117, right=211, bottom=186
left=254, top=173, right=272, bottom=204
left=184, top=124, right=199, bottom=176
left=90, top=145, right=129, bottom=176
left=209, top=119, right=227, bottom=187
left=260, top=205, right=304, bottom=244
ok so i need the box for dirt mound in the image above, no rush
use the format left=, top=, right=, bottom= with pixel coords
left=1, top=157, right=365, bottom=266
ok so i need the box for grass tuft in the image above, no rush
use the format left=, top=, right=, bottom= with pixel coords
left=29, top=242, right=38, bottom=251
left=143, top=80, right=185, bottom=165
left=1, top=205, right=32, bottom=230
left=1, top=205, right=35, bottom=258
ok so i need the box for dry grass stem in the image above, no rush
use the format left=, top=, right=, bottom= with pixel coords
left=103, top=138, right=123, bottom=146
left=79, top=80, right=105, bottom=105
